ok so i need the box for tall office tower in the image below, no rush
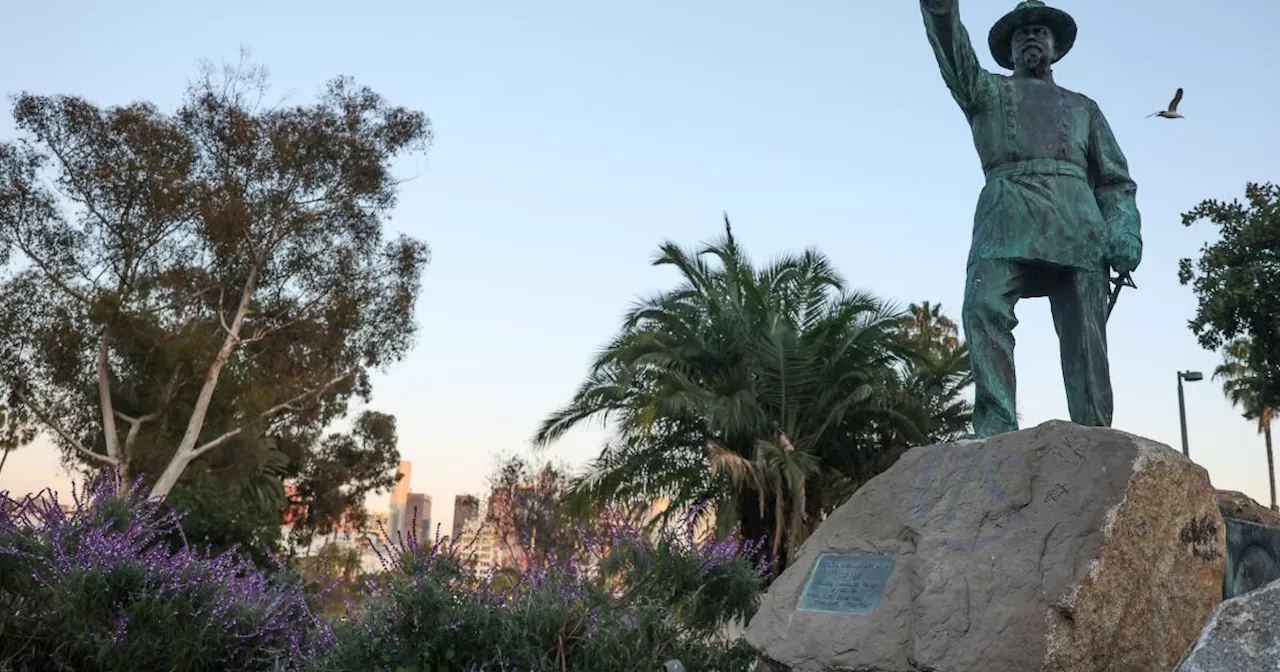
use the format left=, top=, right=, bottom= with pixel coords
left=402, top=492, right=433, bottom=542
left=389, top=460, right=412, bottom=538
left=452, top=494, right=480, bottom=541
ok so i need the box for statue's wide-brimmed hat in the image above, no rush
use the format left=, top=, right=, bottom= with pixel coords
left=988, top=0, right=1077, bottom=70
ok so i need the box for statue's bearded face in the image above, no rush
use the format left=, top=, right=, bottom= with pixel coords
left=1012, top=24, right=1055, bottom=72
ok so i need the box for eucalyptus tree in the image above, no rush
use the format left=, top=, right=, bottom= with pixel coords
left=0, top=57, right=428, bottom=504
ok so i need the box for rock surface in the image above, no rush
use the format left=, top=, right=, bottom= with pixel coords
left=1178, top=578, right=1280, bottom=671
left=744, top=421, right=1226, bottom=672
left=1217, top=490, right=1280, bottom=526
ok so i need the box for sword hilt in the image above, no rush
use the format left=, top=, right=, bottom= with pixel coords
left=1110, top=271, right=1137, bottom=290
left=1105, top=272, right=1136, bottom=323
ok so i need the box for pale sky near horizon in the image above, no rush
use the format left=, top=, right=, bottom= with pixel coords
left=3, top=0, right=1279, bottom=538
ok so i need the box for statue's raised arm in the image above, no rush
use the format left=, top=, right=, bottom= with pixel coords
left=920, top=0, right=993, bottom=116
left=915, top=0, right=1140, bottom=439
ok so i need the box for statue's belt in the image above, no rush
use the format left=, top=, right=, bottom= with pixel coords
left=984, top=158, right=1087, bottom=183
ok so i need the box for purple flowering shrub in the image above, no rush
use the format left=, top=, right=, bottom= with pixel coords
left=0, top=475, right=771, bottom=671
left=0, top=476, right=327, bottom=672
left=317, top=505, right=770, bottom=671
left=596, top=502, right=772, bottom=637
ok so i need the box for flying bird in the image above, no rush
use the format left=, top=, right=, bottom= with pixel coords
left=1147, top=88, right=1184, bottom=119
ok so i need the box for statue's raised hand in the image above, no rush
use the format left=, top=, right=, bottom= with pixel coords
left=921, top=0, right=954, bottom=12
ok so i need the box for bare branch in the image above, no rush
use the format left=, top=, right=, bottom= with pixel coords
left=7, top=235, right=94, bottom=306
left=252, top=282, right=340, bottom=341
left=37, top=131, right=122, bottom=244
left=187, top=371, right=353, bottom=460
left=115, top=411, right=161, bottom=424
left=11, top=382, right=118, bottom=466
left=117, top=411, right=160, bottom=456
left=30, top=128, right=132, bottom=293
left=138, top=284, right=220, bottom=323
left=217, top=287, right=233, bottom=338
left=0, top=173, right=95, bottom=305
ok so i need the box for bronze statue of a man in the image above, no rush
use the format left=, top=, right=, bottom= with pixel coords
left=920, top=0, right=1142, bottom=438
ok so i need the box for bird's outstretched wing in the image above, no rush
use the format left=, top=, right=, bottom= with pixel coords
left=1168, top=87, right=1183, bottom=113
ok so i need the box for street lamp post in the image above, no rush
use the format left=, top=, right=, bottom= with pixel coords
left=1177, top=370, right=1203, bottom=457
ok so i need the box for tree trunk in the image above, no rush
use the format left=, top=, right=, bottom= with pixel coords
left=0, top=447, right=10, bottom=478
left=149, top=267, right=260, bottom=500
left=1266, top=419, right=1277, bottom=512
left=97, top=332, right=122, bottom=465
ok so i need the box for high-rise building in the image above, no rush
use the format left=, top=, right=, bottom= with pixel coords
left=403, top=492, right=432, bottom=543
left=388, top=460, right=412, bottom=538
left=452, top=494, right=480, bottom=541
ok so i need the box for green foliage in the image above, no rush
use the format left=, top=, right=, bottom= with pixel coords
left=1179, top=182, right=1280, bottom=409
left=1213, top=338, right=1274, bottom=429
left=296, top=542, right=366, bottom=617
left=317, top=509, right=764, bottom=672
left=0, top=403, right=36, bottom=477
left=164, top=481, right=286, bottom=569
left=1212, top=337, right=1277, bottom=510
left=0, top=55, right=427, bottom=504
left=533, top=218, right=971, bottom=567
left=287, top=412, right=402, bottom=551
left=481, top=454, right=589, bottom=568
left=599, top=516, right=763, bottom=638
left=888, top=302, right=973, bottom=445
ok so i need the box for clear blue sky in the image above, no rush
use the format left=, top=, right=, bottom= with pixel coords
left=3, top=0, right=1279, bottom=535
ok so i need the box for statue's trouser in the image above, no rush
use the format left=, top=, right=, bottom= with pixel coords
left=962, top=259, right=1114, bottom=437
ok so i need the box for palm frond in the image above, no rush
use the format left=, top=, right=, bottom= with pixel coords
left=535, top=218, right=975, bottom=565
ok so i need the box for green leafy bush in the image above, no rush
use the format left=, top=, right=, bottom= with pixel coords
left=317, top=506, right=769, bottom=671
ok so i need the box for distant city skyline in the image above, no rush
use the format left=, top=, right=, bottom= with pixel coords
left=386, top=461, right=435, bottom=543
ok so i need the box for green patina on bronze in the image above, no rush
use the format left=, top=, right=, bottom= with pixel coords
left=921, top=0, right=1142, bottom=438
left=921, top=0, right=1141, bottom=437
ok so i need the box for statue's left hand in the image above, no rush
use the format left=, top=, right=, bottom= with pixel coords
left=1105, top=233, right=1142, bottom=274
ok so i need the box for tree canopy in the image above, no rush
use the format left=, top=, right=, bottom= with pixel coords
left=0, top=58, right=429, bottom=508
left=533, top=219, right=971, bottom=567
left=1179, top=182, right=1280, bottom=409
left=479, top=454, right=587, bottom=570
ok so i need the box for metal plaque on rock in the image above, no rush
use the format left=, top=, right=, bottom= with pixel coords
left=797, top=552, right=895, bottom=614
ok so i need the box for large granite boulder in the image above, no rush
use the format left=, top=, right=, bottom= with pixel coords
left=1177, top=577, right=1280, bottom=671
left=1216, top=490, right=1280, bottom=526
left=1216, top=490, right=1280, bottom=600
left=745, top=421, right=1225, bottom=672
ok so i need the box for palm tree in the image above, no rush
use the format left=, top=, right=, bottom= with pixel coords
left=899, top=301, right=960, bottom=356
left=1213, top=338, right=1278, bottom=511
left=891, top=340, right=973, bottom=443
left=534, top=218, right=946, bottom=569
